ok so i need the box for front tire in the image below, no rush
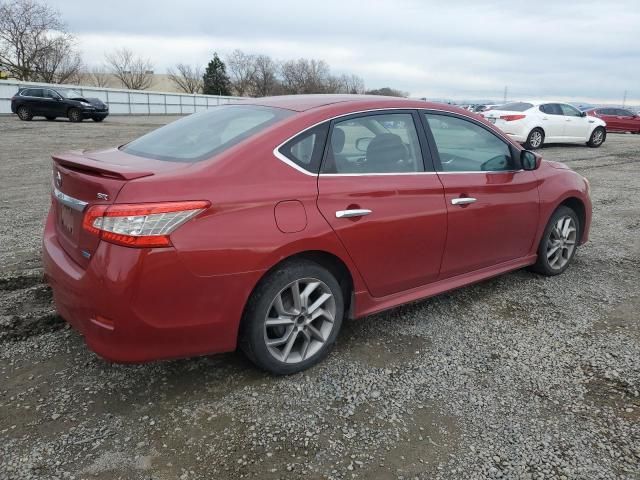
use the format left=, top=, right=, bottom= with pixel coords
left=68, top=108, right=83, bottom=122
left=524, top=128, right=544, bottom=149
left=531, top=206, right=580, bottom=276
left=17, top=106, right=33, bottom=121
left=240, top=259, right=344, bottom=375
left=587, top=127, right=605, bottom=147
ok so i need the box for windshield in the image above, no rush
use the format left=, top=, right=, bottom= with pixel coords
left=58, top=89, right=84, bottom=99
left=121, top=105, right=293, bottom=163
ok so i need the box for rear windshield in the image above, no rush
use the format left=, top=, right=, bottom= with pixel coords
left=121, top=105, right=292, bottom=162
left=496, top=102, right=533, bottom=112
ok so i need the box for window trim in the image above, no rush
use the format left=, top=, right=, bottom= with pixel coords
left=420, top=109, right=523, bottom=173
left=277, top=122, right=330, bottom=174
left=272, top=107, right=523, bottom=176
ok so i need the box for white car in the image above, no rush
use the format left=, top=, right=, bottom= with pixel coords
left=482, top=101, right=607, bottom=149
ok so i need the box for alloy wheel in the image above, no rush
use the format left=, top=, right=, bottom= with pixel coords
left=263, top=278, right=336, bottom=364
left=546, top=215, right=577, bottom=270
left=592, top=129, right=604, bottom=146
left=530, top=130, right=543, bottom=148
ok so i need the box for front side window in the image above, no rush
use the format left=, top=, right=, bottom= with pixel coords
left=425, top=113, right=513, bottom=172
left=559, top=104, right=582, bottom=117
left=278, top=123, right=329, bottom=173
left=122, top=105, right=292, bottom=163
left=321, top=113, right=424, bottom=174
left=45, top=90, right=61, bottom=99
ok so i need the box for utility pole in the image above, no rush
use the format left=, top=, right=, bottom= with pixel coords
left=622, top=90, right=627, bottom=107
left=503, top=86, right=508, bottom=103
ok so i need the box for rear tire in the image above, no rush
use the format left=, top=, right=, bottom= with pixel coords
left=68, top=108, right=83, bottom=122
left=17, top=106, right=33, bottom=121
left=587, top=127, right=605, bottom=147
left=524, top=128, right=544, bottom=149
left=240, top=259, right=344, bottom=375
left=531, top=206, right=580, bottom=276
left=45, top=116, right=56, bottom=121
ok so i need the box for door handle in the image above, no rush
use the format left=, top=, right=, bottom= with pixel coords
left=335, top=209, right=372, bottom=218
left=451, top=197, right=477, bottom=206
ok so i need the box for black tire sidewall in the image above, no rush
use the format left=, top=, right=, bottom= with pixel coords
left=534, top=206, right=580, bottom=276
left=241, top=260, right=344, bottom=375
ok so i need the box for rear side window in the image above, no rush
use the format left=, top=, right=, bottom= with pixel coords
left=278, top=123, right=329, bottom=173
left=540, top=104, right=562, bottom=115
left=21, top=88, right=43, bottom=97
left=122, top=105, right=292, bottom=163
left=321, top=113, right=424, bottom=174
left=497, top=102, right=533, bottom=112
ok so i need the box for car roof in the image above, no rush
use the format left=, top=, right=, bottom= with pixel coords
left=233, top=94, right=450, bottom=113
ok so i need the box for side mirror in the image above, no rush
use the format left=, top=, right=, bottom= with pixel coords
left=521, top=150, right=541, bottom=171
left=580, top=111, right=587, bottom=117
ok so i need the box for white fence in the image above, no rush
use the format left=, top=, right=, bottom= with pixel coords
left=0, top=79, right=244, bottom=115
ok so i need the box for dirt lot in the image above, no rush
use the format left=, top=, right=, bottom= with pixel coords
left=1, top=115, right=639, bottom=480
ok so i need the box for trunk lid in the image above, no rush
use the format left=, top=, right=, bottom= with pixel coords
left=51, top=148, right=178, bottom=267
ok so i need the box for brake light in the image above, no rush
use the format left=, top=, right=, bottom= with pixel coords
left=82, top=201, right=209, bottom=248
left=499, top=114, right=526, bottom=121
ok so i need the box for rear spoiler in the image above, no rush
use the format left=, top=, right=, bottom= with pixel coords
left=52, top=151, right=153, bottom=180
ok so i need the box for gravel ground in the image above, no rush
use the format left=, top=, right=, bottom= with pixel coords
left=0, top=115, right=639, bottom=480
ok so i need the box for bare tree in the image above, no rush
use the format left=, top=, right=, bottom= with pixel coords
left=251, top=54, right=279, bottom=97
left=280, top=58, right=331, bottom=94
left=33, top=35, right=83, bottom=84
left=105, top=48, right=154, bottom=90
left=86, top=66, right=111, bottom=87
left=365, top=87, right=409, bottom=97
left=0, top=0, right=80, bottom=81
left=167, top=63, right=203, bottom=93
left=226, top=49, right=256, bottom=96
left=339, top=74, right=365, bottom=94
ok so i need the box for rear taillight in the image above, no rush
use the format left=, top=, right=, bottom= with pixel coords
left=82, top=201, right=209, bottom=248
left=499, top=114, right=526, bottom=121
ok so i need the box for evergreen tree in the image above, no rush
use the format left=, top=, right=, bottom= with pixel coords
left=202, top=52, right=232, bottom=96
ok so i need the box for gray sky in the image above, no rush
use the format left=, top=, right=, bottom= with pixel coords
left=51, top=0, right=639, bottom=103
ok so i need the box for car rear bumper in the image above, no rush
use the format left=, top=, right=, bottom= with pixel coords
left=42, top=209, right=263, bottom=363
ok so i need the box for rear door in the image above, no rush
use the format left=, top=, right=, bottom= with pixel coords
left=317, top=110, right=448, bottom=297
left=422, top=111, right=539, bottom=278
left=538, top=103, right=566, bottom=140
left=615, top=108, right=639, bottom=132
left=24, top=88, right=45, bottom=115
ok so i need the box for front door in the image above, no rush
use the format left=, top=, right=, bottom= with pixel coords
left=317, top=111, right=448, bottom=298
left=559, top=104, right=590, bottom=140
left=422, top=111, right=540, bottom=278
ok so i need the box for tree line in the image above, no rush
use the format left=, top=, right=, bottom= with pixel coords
left=0, top=0, right=408, bottom=97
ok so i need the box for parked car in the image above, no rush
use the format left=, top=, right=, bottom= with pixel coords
left=482, top=101, right=606, bottom=149
left=10, top=87, right=109, bottom=122
left=584, top=107, right=640, bottom=133
left=43, top=95, right=591, bottom=374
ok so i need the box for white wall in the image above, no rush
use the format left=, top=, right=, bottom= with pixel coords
left=0, top=79, right=244, bottom=115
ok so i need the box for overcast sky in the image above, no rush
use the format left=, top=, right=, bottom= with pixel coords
left=50, top=0, right=639, bottom=104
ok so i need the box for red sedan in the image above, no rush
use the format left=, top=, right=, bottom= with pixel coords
left=585, top=107, right=640, bottom=133
left=43, top=95, right=592, bottom=374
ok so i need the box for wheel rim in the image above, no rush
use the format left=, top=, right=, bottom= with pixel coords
left=530, top=131, right=543, bottom=148
left=546, top=215, right=577, bottom=270
left=592, top=129, right=603, bottom=145
left=18, top=107, right=28, bottom=119
left=70, top=110, right=80, bottom=121
left=264, top=277, right=336, bottom=364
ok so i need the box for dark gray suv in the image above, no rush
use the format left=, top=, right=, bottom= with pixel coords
left=10, top=87, right=109, bottom=122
